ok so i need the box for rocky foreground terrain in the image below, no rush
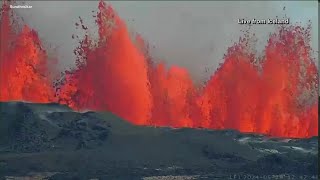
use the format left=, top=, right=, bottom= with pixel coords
left=0, top=102, right=318, bottom=180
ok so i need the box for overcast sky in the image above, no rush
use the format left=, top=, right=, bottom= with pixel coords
left=12, top=1, right=318, bottom=81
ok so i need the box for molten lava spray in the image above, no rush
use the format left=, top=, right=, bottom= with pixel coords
left=1, top=1, right=318, bottom=138
left=56, top=3, right=152, bottom=125
left=0, top=2, right=55, bottom=103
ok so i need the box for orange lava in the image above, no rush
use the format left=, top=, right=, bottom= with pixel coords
left=0, top=2, right=55, bottom=103
left=1, top=1, right=318, bottom=138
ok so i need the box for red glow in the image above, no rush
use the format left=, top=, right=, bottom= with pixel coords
left=1, top=1, right=318, bottom=138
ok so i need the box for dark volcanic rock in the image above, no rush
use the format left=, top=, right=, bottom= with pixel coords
left=0, top=102, right=318, bottom=179
left=244, top=153, right=318, bottom=175
left=0, top=102, right=111, bottom=152
left=50, top=112, right=111, bottom=150
left=0, top=102, right=53, bottom=152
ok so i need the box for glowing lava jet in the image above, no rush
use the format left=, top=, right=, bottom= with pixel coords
left=0, top=2, right=55, bottom=102
left=57, top=1, right=318, bottom=138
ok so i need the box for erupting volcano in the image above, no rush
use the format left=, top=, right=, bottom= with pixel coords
left=1, top=1, right=318, bottom=138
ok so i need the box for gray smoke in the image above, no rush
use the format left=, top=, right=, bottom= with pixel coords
left=12, top=1, right=318, bottom=82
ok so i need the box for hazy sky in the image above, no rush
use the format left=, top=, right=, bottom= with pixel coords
left=12, top=1, right=318, bottom=81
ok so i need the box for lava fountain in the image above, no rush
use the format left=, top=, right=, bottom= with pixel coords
left=0, top=2, right=55, bottom=103
left=1, top=1, right=318, bottom=138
